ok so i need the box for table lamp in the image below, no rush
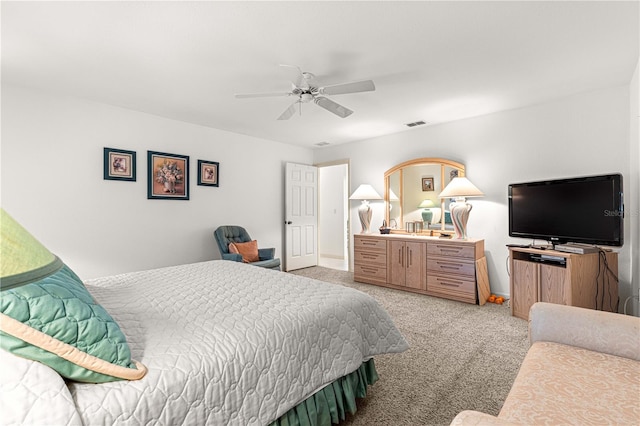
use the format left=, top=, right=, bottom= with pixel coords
left=418, top=199, right=435, bottom=225
left=439, top=177, right=484, bottom=239
left=349, top=184, right=382, bottom=234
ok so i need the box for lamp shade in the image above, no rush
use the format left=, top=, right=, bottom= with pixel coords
left=349, top=184, right=382, bottom=200
left=439, top=177, right=484, bottom=199
left=1, top=209, right=63, bottom=289
left=418, top=199, right=435, bottom=208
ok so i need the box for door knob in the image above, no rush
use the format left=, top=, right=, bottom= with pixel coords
left=285, top=221, right=292, bottom=225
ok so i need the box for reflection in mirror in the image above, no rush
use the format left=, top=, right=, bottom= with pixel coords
left=442, top=165, right=461, bottom=224
left=402, top=163, right=441, bottom=225
left=384, top=158, right=465, bottom=234
left=388, top=171, right=401, bottom=227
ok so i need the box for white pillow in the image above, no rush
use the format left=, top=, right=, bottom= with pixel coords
left=0, top=349, right=83, bottom=425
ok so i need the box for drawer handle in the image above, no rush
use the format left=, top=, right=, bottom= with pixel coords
left=437, top=263, right=464, bottom=270
left=440, top=249, right=461, bottom=254
left=439, top=281, right=461, bottom=287
left=362, top=241, right=378, bottom=246
left=361, top=267, right=378, bottom=273
left=362, top=255, right=378, bottom=260
left=436, top=262, right=465, bottom=267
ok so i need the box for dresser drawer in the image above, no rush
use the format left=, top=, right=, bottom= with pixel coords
left=427, top=273, right=476, bottom=295
left=354, top=250, right=386, bottom=265
left=427, top=256, right=475, bottom=277
left=427, top=242, right=475, bottom=259
left=355, top=237, right=387, bottom=252
left=354, top=264, right=387, bottom=281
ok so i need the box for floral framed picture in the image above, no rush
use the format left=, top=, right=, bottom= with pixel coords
left=104, top=148, right=136, bottom=181
left=422, top=177, right=434, bottom=191
left=147, top=151, right=189, bottom=200
left=197, top=160, right=219, bottom=187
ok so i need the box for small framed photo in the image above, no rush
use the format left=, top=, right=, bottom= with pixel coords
left=147, top=151, right=189, bottom=200
left=422, top=177, right=434, bottom=191
left=104, top=148, right=136, bottom=181
left=197, top=160, right=219, bottom=187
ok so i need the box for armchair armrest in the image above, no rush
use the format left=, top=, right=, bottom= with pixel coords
left=450, top=411, right=518, bottom=426
left=529, top=302, right=640, bottom=361
left=222, top=253, right=243, bottom=262
left=258, top=247, right=275, bottom=261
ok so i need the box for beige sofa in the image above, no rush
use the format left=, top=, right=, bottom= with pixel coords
left=452, top=302, right=640, bottom=425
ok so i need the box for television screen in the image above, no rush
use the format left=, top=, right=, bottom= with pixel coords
left=508, top=174, right=623, bottom=247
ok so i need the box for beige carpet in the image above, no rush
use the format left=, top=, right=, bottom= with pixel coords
left=290, top=266, right=529, bottom=426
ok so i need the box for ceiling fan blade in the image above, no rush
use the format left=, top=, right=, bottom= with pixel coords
left=279, top=64, right=304, bottom=88
left=235, top=92, right=290, bottom=99
left=319, top=80, right=375, bottom=96
left=277, top=102, right=299, bottom=120
left=314, top=97, right=353, bottom=118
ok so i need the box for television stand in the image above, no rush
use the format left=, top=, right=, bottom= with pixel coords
left=508, top=246, right=618, bottom=320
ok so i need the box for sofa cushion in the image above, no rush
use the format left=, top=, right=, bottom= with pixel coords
left=499, top=341, right=640, bottom=425
left=229, top=240, right=259, bottom=263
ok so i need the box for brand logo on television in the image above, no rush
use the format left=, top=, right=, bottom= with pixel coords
left=604, top=209, right=623, bottom=217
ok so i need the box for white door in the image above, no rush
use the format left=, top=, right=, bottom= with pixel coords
left=285, top=162, right=318, bottom=271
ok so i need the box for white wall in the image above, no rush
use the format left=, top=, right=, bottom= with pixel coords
left=1, top=86, right=313, bottom=279
left=314, top=86, right=633, bottom=305
left=318, top=164, right=348, bottom=259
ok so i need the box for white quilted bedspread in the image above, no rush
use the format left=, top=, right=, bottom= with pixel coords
left=5, top=260, right=407, bottom=425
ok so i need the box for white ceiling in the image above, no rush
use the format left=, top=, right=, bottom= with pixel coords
left=2, top=1, right=638, bottom=148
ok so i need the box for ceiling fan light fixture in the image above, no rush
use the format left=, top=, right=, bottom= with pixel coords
left=300, top=93, right=314, bottom=103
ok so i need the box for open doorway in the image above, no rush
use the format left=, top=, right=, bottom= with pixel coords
left=317, top=161, right=349, bottom=271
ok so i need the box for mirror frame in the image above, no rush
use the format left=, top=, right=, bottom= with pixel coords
left=384, top=157, right=465, bottom=234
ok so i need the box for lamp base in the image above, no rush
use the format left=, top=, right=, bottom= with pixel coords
left=449, top=200, right=473, bottom=239
left=421, top=209, right=433, bottom=225
left=358, top=201, right=373, bottom=233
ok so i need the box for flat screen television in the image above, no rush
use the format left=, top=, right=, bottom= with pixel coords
left=508, top=174, right=624, bottom=247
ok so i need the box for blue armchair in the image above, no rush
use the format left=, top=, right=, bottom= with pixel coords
left=214, top=225, right=281, bottom=270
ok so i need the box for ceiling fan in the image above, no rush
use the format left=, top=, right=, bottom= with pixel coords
left=235, top=65, right=375, bottom=120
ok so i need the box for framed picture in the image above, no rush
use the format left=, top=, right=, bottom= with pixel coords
left=422, top=177, right=434, bottom=191
left=104, top=148, right=136, bottom=181
left=147, top=151, right=189, bottom=200
left=197, top=160, right=219, bottom=187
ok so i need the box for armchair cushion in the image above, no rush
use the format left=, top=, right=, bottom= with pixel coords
left=221, top=253, right=243, bottom=262
left=214, top=226, right=281, bottom=271
left=229, top=240, right=260, bottom=263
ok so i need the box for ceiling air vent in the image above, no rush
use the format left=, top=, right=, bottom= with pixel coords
left=405, top=120, right=427, bottom=128
left=314, top=142, right=330, bottom=147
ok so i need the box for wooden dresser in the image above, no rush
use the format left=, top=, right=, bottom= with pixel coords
left=354, top=234, right=490, bottom=304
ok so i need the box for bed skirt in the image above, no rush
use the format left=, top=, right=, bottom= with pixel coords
left=270, top=359, right=379, bottom=426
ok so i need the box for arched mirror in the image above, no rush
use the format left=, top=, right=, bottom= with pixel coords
left=384, top=158, right=465, bottom=233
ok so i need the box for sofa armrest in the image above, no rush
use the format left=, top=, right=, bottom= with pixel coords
left=258, top=247, right=275, bottom=260
left=222, top=253, right=243, bottom=262
left=450, top=411, right=518, bottom=426
left=529, top=302, right=640, bottom=361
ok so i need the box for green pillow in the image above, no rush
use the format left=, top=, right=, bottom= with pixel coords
left=0, top=264, right=146, bottom=383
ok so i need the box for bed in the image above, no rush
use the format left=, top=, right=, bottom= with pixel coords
left=1, top=260, right=409, bottom=425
